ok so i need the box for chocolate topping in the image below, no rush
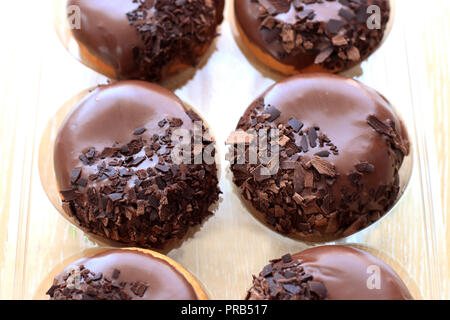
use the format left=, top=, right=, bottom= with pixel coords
left=47, top=249, right=198, bottom=300
left=54, top=81, right=220, bottom=249
left=228, top=74, right=410, bottom=242
left=235, top=0, right=390, bottom=72
left=246, top=253, right=327, bottom=300
left=68, top=0, right=224, bottom=81
left=246, top=246, right=413, bottom=300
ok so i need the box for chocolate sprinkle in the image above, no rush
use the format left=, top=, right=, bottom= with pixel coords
left=133, top=127, right=147, bottom=136
left=70, top=169, right=82, bottom=184
left=246, top=254, right=327, bottom=300
left=229, top=91, right=409, bottom=242
left=249, top=0, right=391, bottom=72
left=288, top=118, right=304, bottom=132
left=263, top=106, right=281, bottom=122
left=126, top=0, right=224, bottom=82
left=46, top=266, right=142, bottom=300
left=60, top=114, right=220, bottom=249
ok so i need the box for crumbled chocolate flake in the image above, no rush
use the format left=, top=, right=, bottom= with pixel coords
left=246, top=255, right=327, bottom=300
left=315, top=150, right=330, bottom=158
left=155, top=164, right=169, bottom=173
left=60, top=114, right=220, bottom=249
left=60, top=189, right=81, bottom=201
left=47, top=266, right=137, bottom=300
left=346, top=46, right=361, bottom=61
left=261, top=264, right=273, bottom=277
left=259, top=0, right=292, bottom=14
left=332, top=34, right=348, bottom=46
left=288, top=118, right=304, bottom=132
left=126, top=0, right=223, bottom=82
left=310, top=156, right=336, bottom=177
left=327, top=19, right=345, bottom=34
left=367, top=115, right=391, bottom=134
left=263, top=106, right=281, bottom=122
left=158, top=119, right=167, bottom=128
left=130, top=156, right=145, bottom=167
left=253, top=0, right=391, bottom=71
left=108, top=193, right=123, bottom=202
left=315, top=47, right=334, bottom=64
left=367, top=115, right=409, bottom=155
left=355, top=162, right=375, bottom=173
left=281, top=253, right=292, bottom=263
left=300, top=135, right=309, bottom=152
left=169, top=118, right=184, bottom=128
left=229, top=93, right=407, bottom=242
left=308, top=281, right=327, bottom=298
left=70, top=169, right=82, bottom=184
left=133, top=127, right=147, bottom=136
left=130, top=281, right=149, bottom=298
left=297, top=8, right=315, bottom=22
left=112, top=269, right=121, bottom=280
left=308, top=127, right=318, bottom=148
left=339, top=8, right=354, bottom=21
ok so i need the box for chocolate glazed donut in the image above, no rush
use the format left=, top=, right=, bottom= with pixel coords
left=67, top=0, right=225, bottom=81
left=228, top=74, right=410, bottom=242
left=246, top=246, right=413, bottom=300
left=234, top=0, right=390, bottom=74
left=54, top=81, right=220, bottom=249
left=46, top=249, right=204, bottom=300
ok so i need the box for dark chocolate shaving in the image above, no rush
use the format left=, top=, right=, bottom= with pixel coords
left=60, top=114, right=220, bottom=249
left=46, top=266, right=147, bottom=300
left=255, top=0, right=391, bottom=71
left=229, top=94, right=408, bottom=242
left=126, top=0, right=223, bottom=82
left=288, top=118, right=304, bottom=132
left=246, top=255, right=327, bottom=300
left=263, top=106, right=281, bottom=122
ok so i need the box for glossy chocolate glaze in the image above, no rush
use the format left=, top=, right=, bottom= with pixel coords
left=294, top=246, right=413, bottom=300
left=67, top=0, right=224, bottom=80
left=54, top=249, right=198, bottom=300
left=252, top=73, right=408, bottom=193
left=234, top=0, right=389, bottom=72
left=54, top=81, right=193, bottom=192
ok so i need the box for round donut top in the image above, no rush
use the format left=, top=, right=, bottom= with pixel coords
left=230, top=74, right=409, bottom=240
left=246, top=246, right=412, bottom=300
left=54, top=81, right=193, bottom=192
left=47, top=249, right=198, bottom=300
left=235, top=0, right=390, bottom=72
left=296, top=246, right=412, bottom=300
left=68, top=0, right=224, bottom=81
left=252, top=73, right=408, bottom=184
left=54, top=80, right=220, bottom=249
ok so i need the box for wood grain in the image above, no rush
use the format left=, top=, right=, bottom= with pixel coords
left=0, top=0, right=448, bottom=299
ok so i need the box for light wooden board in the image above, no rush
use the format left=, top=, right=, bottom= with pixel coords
left=0, top=0, right=448, bottom=299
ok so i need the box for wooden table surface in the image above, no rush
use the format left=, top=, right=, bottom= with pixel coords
left=0, top=0, right=448, bottom=299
